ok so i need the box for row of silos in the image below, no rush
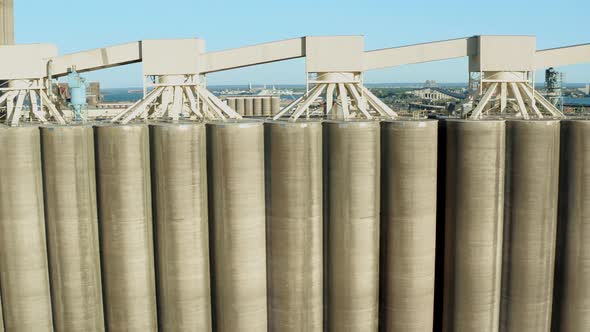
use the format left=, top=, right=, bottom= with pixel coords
left=0, top=118, right=588, bottom=331
left=439, top=118, right=589, bottom=332
left=226, top=96, right=281, bottom=117
left=552, top=119, right=590, bottom=332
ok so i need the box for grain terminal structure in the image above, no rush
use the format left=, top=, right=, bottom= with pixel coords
left=2, top=2, right=590, bottom=331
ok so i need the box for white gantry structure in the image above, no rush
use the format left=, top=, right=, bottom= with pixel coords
left=465, top=36, right=590, bottom=119
left=0, top=35, right=589, bottom=125
left=0, top=44, right=66, bottom=125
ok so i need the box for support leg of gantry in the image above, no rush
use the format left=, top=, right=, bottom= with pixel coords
left=4, top=91, right=18, bottom=121
left=346, top=83, right=372, bottom=119
left=195, top=87, right=227, bottom=120
left=361, top=86, right=397, bottom=119
left=337, top=83, right=351, bottom=119
left=0, top=90, right=13, bottom=104
left=326, top=84, right=335, bottom=116
left=191, top=86, right=216, bottom=120
left=116, top=87, right=165, bottom=124
left=272, top=89, right=311, bottom=121
left=29, top=91, right=47, bottom=123
left=517, top=83, right=543, bottom=118
left=152, top=87, right=173, bottom=119
left=500, top=83, right=507, bottom=114
left=183, top=87, right=203, bottom=119
left=469, top=82, right=498, bottom=119
left=197, top=86, right=241, bottom=119
left=291, top=84, right=326, bottom=120
left=509, top=82, right=531, bottom=120
left=39, top=90, right=66, bottom=124
left=8, top=90, right=26, bottom=126
left=169, top=86, right=183, bottom=121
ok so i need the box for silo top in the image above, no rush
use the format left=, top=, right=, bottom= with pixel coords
left=265, top=119, right=323, bottom=128
left=382, top=118, right=438, bottom=129
left=323, top=119, right=380, bottom=128
left=206, top=119, right=263, bottom=128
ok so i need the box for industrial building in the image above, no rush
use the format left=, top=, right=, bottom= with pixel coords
left=1, top=1, right=590, bottom=332
left=409, top=87, right=464, bottom=101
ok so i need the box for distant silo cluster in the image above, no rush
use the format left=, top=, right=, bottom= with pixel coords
left=225, top=96, right=280, bottom=117
left=0, top=116, right=588, bottom=331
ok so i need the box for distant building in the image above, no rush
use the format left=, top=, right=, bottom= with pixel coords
left=409, top=87, right=464, bottom=101
left=424, top=80, right=438, bottom=88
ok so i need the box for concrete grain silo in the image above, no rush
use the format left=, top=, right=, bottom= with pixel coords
left=552, top=119, right=590, bottom=332
left=500, top=120, right=560, bottom=332
left=325, top=120, right=380, bottom=331
left=236, top=98, right=245, bottom=116
left=265, top=120, right=323, bottom=331
left=0, top=293, right=3, bottom=332
left=0, top=126, right=53, bottom=331
left=271, top=97, right=281, bottom=116
left=41, top=125, right=104, bottom=332
left=245, top=98, right=254, bottom=116
left=95, top=124, right=158, bottom=331
left=207, top=121, right=267, bottom=332
left=254, top=97, right=263, bottom=116
left=150, top=122, right=212, bottom=331
left=227, top=97, right=236, bottom=111
left=262, top=97, right=272, bottom=116
left=380, top=119, right=438, bottom=332
left=443, top=119, right=505, bottom=332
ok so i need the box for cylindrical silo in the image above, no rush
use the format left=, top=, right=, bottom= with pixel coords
left=271, top=97, right=281, bottom=116
left=381, top=119, right=438, bottom=332
left=433, top=119, right=448, bottom=331
left=265, top=120, right=323, bottom=331
left=325, top=120, right=380, bottom=331
left=95, top=124, right=157, bottom=331
left=262, top=96, right=272, bottom=117
left=207, top=120, right=267, bottom=332
left=0, top=125, right=53, bottom=331
left=254, top=97, right=263, bottom=116
left=500, top=120, right=560, bottom=332
left=0, top=293, right=3, bottom=332
left=150, top=122, right=212, bottom=331
left=443, top=119, right=505, bottom=332
left=41, top=125, right=104, bottom=332
left=227, top=97, right=236, bottom=111
left=236, top=97, right=245, bottom=116
left=552, top=119, right=590, bottom=332
left=245, top=98, right=254, bottom=117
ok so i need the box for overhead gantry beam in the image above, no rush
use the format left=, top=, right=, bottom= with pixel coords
left=200, top=37, right=305, bottom=74
left=49, top=41, right=142, bottom=77
left=43, top=36, right=590, bottom=79
left=363, top=37, right=477, bottom=71
left=534, top=43, right=590, bottom=69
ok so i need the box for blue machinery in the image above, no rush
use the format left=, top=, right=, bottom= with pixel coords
left=67, top=67, right=87, bottom=121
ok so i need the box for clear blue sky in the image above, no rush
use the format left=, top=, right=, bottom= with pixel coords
left=14, top=0, right=590, bottom=88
